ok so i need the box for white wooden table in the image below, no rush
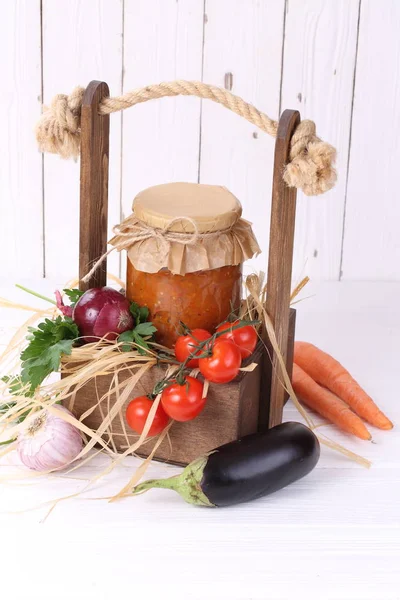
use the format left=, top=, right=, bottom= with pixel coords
left=0, top=280, right=399, bottom=600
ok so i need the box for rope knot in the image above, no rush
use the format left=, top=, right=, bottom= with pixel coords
left=35, top=82, right=337, bottom=196
left=36, top=87, right=85, bottom=160
left=284, top=119, right=337, bottom=196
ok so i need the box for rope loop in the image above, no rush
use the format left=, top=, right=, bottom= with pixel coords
left=35, top=80, right=336, bottom=196
left=36, top=87, right=85, bottom=160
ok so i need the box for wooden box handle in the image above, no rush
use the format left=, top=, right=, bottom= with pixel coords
left=78, top=80, right=299, bottom=429
left=79, top=81, right=110, bottom=291
left=265, top=110, right=300, bottom=427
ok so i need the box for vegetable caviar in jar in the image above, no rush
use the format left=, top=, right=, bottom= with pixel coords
left=115, top=182, right=260, bottom=349
left=127, top=261, right=242, bottom=348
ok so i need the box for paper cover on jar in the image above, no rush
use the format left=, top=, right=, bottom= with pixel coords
left=109, top=182, right=261, bottom=276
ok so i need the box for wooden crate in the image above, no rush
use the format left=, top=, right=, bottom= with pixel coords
left=64, top=310, right=296, bottom=465
left=66, top=341, right=262, bottom=465
left=69, top=80, right=300, bottom=463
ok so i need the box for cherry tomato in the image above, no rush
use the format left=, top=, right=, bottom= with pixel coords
left=161, top=376, right=206, bottom=422
left=199, top=339, right=242, bottom=384
left=126, top=396, right=169, bottom=436
left=174, top=329, right=212, bottom=368
left=216, top=320, right=258, bottom=359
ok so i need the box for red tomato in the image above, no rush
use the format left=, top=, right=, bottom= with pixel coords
left=174, top=329, right=212, bottom=367
left=216, top=320, right=258, bottom=359
left=126, top=396, right=169, bottom=436
left=199, top=339, right=242, bottom=384
left=161, top=376, right=206, bottom=422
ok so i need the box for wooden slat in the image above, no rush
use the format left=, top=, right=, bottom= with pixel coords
left=342, top=0, right=400, bottom=280
left=42, top=0, right=122, bottom=281
left=79, top=82, right=110, bottom=291
left=259, top=308, right=296, bottom=430
left=2, top=1, right=400, bottom=284
left=200, top=0, right=286, bottom=278
left=281, top=0, right=360, bottom=281
left=64, top=340, right=263, bottom=466
left=121, top=0, right=205, bottom=279
left=0, top=1, right=43, bottom=278
left=266, top=109, right=300, bottom=428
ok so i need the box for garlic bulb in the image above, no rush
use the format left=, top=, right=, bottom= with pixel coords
left=17, top=406, right=82, bottom=471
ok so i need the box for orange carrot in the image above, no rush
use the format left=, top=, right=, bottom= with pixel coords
left=294, top=342, right=393, bottom=430
left=292, top=363, right=372, bottom=440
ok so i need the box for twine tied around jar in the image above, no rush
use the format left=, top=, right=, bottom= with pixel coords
left=35, top=80, right=337, bottom=196
left=82, top=214, right=234, bottom=283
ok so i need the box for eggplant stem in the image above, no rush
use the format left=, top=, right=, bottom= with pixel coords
left=131, top=456, right=214, bottom=507
left=132, top=475, right=180, bottom=495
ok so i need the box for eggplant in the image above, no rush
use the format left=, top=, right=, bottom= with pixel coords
left=132, top=422, right=320, bottom=507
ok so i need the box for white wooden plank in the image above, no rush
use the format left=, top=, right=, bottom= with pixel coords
left=42, top=0, right=123, bottom=281
left=342, top=0, right=400, bottom=280
left=0, top=2, right=43, bottom=279
left=1, top=279, right=400, bottom=599
left=2, top=519, right=400, bottom=600
left=281, top=0, right=360, bottom=282
left=200, top=0, right=285, bottom=281
left=120, top=0, right=204, bottom=279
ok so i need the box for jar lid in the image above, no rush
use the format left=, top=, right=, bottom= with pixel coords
left=133, top=182, right=242, bottom=233
left=110, top=182, right=260, bottom=275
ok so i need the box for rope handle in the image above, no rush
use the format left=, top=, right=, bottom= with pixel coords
left=35, top=80, right=336, bottom=196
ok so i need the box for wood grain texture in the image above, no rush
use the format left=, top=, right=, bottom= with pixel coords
left=42, top=0, right=122, bottom=281
left=2, top=280, right=400, bottom=600
left=200, top=0, right=285, bottom=279
left=259, top=308, right=296, bottom=430
left=342, top=0, right=400, bottom=280
left=64, top=341, right=263, bottom=465
left=0, top=1, right=43, bottom=279
left=266, top=110, right=299, bottom=427
left=2, top=1, right=400, bottom=284
left=120, top=0, right=205, bottom=278
left=281, top=0, right=360, bottom=281
left=79, top=82, right=110, bottom=291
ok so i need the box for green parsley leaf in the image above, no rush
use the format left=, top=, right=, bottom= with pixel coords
left=118, top=330, right=135, bottom=352
left=20, top=316, right=79, bottom=393
left=134, top=322, right=157, bottom=337
left=63, top=288, right=85, bottom=306
left=118, top=330, right=150, bottom=355
left=118, top=326, right=156, bottom=355
left=119, top=302, right=156, bottom=354
left=129, top=302, right=141, bottom=324
left=132, top=331, right=151, bottom=355
left=129, top=302, right=150, bottom=326
left=1, top=375, right=32, bottom=398
left=138, top=306, right=149, bottom=323
left=0, top=381, right=33, bottom=423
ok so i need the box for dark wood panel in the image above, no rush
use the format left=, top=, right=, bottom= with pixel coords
left=79, top=81, right=110, bottom=291
left=265, top=110, right=300, bottom=427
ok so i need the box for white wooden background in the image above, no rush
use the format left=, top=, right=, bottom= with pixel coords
left=1, top=0, right=399, bottom=283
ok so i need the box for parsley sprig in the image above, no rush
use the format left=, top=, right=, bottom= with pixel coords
left=118, top=302, right=157, bottom=354
left=1, top=374, right=31, bottom=398
left=62, top=288, right=84, bottom=307
left=8, top=284, right=157, bottom=394
left=19, top=316, right=79, bottom=394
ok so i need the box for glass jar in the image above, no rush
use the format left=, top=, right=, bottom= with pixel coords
left=111, top=182, right=260, bottom=349
left=127, top=261, right=242, bottom=348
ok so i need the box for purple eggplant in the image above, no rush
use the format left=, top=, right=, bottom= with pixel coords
left=132, top=422, right=320, bottom=507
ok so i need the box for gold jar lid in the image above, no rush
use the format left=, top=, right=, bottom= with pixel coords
left=133, top=182, right=242, bottom=233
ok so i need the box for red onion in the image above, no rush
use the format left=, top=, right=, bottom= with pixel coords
left=54, top=290, right=73, bottom=317
left=72, top=287, right=134, bottom=342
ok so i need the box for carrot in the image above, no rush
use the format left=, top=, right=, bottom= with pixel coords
left=292, top=363, right=372, bottom=440
left=294, top=342, right=393, bottom=430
